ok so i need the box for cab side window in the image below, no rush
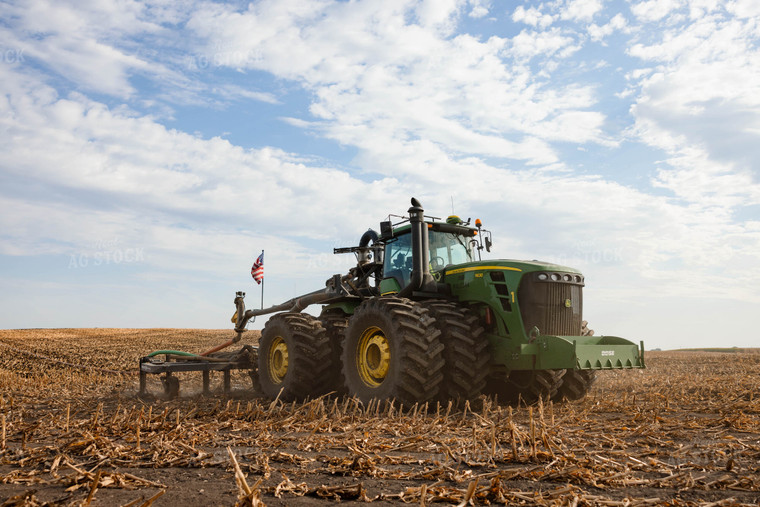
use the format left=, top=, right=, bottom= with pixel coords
left=383, top=234, right=412, bottom=287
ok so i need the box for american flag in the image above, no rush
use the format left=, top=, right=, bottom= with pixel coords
left=251, top=252, right=264, bottom=284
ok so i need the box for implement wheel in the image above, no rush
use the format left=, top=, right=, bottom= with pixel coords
left=422, top=301, right=490, bottom=403
left=258, top=312, right=333, bottom=401
left=162, top=374, right=179, bottom=399
left=342, top=297, right=444, bottom=406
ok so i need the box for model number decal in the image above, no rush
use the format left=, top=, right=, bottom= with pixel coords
left=601, top=350, right=615, bottom=356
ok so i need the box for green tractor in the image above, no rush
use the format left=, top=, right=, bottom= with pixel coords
left=232, top=198, right=644, bottom=405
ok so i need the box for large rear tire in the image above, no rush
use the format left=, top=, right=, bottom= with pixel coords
left=342, top=297, right=444, bottom=406
left=319, top=308, right=350, bottom=396
left=258, top=313, right=333, bottom=401
left=422, top=301, right=490, bottom=403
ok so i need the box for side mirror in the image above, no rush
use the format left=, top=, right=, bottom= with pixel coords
left=485, top=237, right=492, bottom=252
left=379, top=220, right=393, bottom=239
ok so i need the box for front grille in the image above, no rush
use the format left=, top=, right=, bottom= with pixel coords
left=517, top=272, right=583, bottom=336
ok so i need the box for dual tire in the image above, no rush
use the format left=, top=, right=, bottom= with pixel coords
left=256, top=313, right=333, bottom=401
left=319, top=309, right=350, bottom=396
left=323, top=299, right=493, bottom=405
left=421, top=301, right=490, bottom=403
left=341, top=297, right=445, bottom=406
left=257, top=297, right=449, bottom=405
left=257, top=300, right=596, bottom=405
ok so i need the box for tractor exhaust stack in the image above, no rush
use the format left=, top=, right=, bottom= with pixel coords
left=399, top=197, right=436, bottom=296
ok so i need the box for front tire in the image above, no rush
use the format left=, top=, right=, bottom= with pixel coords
left=507, top=369, right=566, bottom=403
left=342, top=297, right=444, bottom=406
left=555, top=369, right=597, bottom=401
left=258, top=313, right=333, bottom=401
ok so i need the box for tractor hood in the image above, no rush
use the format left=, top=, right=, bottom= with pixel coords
left=443, top=259, right=582, bottom=277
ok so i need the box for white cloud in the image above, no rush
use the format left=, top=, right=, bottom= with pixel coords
left=183, top=1, right=604, bottom=173
left=728, top=0, right=760, bottom=18
left=211, top=85, right=279, bottom=105
left=513, top=0, right=602, bottom=26
left=630, top=0, right=685, bottom=22
left=687, top=0, right=721, bottom=19
left=468, top=0, right=491, bottom=18
left=561, top=0, right=605, bottom=22
left=512, top=5, right=555, bottom=28
left=0, top=0, right=174, bottom=97
left=510, top=27, right=579, bottom=60
left=626, top=10, right=760, bottom=209
left=588, top=13, right=629, bottom=42
left=414, top=0, right=463, bottom=33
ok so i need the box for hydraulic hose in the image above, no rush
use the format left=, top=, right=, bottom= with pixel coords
left=201, top=338, right=238, bottom=356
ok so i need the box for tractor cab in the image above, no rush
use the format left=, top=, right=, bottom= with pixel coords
left=379, top=216, right=479, bottom=295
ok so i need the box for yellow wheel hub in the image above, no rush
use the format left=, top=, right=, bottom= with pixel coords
left=268, top=336, right=288, bottom=384
left=357, top=326, right=391, bottom=387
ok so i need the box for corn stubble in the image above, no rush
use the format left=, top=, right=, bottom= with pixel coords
left=0, top=329, right=758, bottom=506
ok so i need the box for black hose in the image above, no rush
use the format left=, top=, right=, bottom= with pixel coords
left=359, top=229, right=379, bottom=247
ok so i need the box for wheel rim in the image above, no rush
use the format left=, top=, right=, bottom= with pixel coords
left=356, top=326, right=391, bottom=387
left=267, top=336, right=289, bottom=384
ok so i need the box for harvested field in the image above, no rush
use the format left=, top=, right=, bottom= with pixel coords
left=0, top=329, right=758, bottom=506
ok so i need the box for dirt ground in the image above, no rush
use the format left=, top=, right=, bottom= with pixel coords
left=0, top=329, right=758, bottom=506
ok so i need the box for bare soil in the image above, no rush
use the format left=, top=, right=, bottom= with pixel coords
left=0, top=329, right=758, bottom=506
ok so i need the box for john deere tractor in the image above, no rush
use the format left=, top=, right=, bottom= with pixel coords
left=231, top=198, right=644, bottom=405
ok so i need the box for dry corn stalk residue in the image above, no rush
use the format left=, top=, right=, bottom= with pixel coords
left=0, top=329, right=758, bottom=506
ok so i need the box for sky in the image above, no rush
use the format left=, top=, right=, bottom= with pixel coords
left=1, top=0, right=759, bottom=350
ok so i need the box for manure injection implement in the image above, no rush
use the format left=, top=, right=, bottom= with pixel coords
left=139, top=198, right=644, bottom=404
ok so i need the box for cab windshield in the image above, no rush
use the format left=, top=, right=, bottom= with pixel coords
left=428, top=230, right=473, bottom=270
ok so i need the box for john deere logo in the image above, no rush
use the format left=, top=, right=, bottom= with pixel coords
left=564, top=299, right=572, bottom=308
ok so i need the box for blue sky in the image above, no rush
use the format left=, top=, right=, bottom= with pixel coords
left=1, top=0, right=759, bottom=350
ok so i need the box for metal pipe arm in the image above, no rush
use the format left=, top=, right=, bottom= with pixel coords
left=234, top=288, right=334, bottom=333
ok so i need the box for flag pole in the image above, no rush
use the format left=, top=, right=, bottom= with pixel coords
left=260, top=249, right=264, bottom=310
